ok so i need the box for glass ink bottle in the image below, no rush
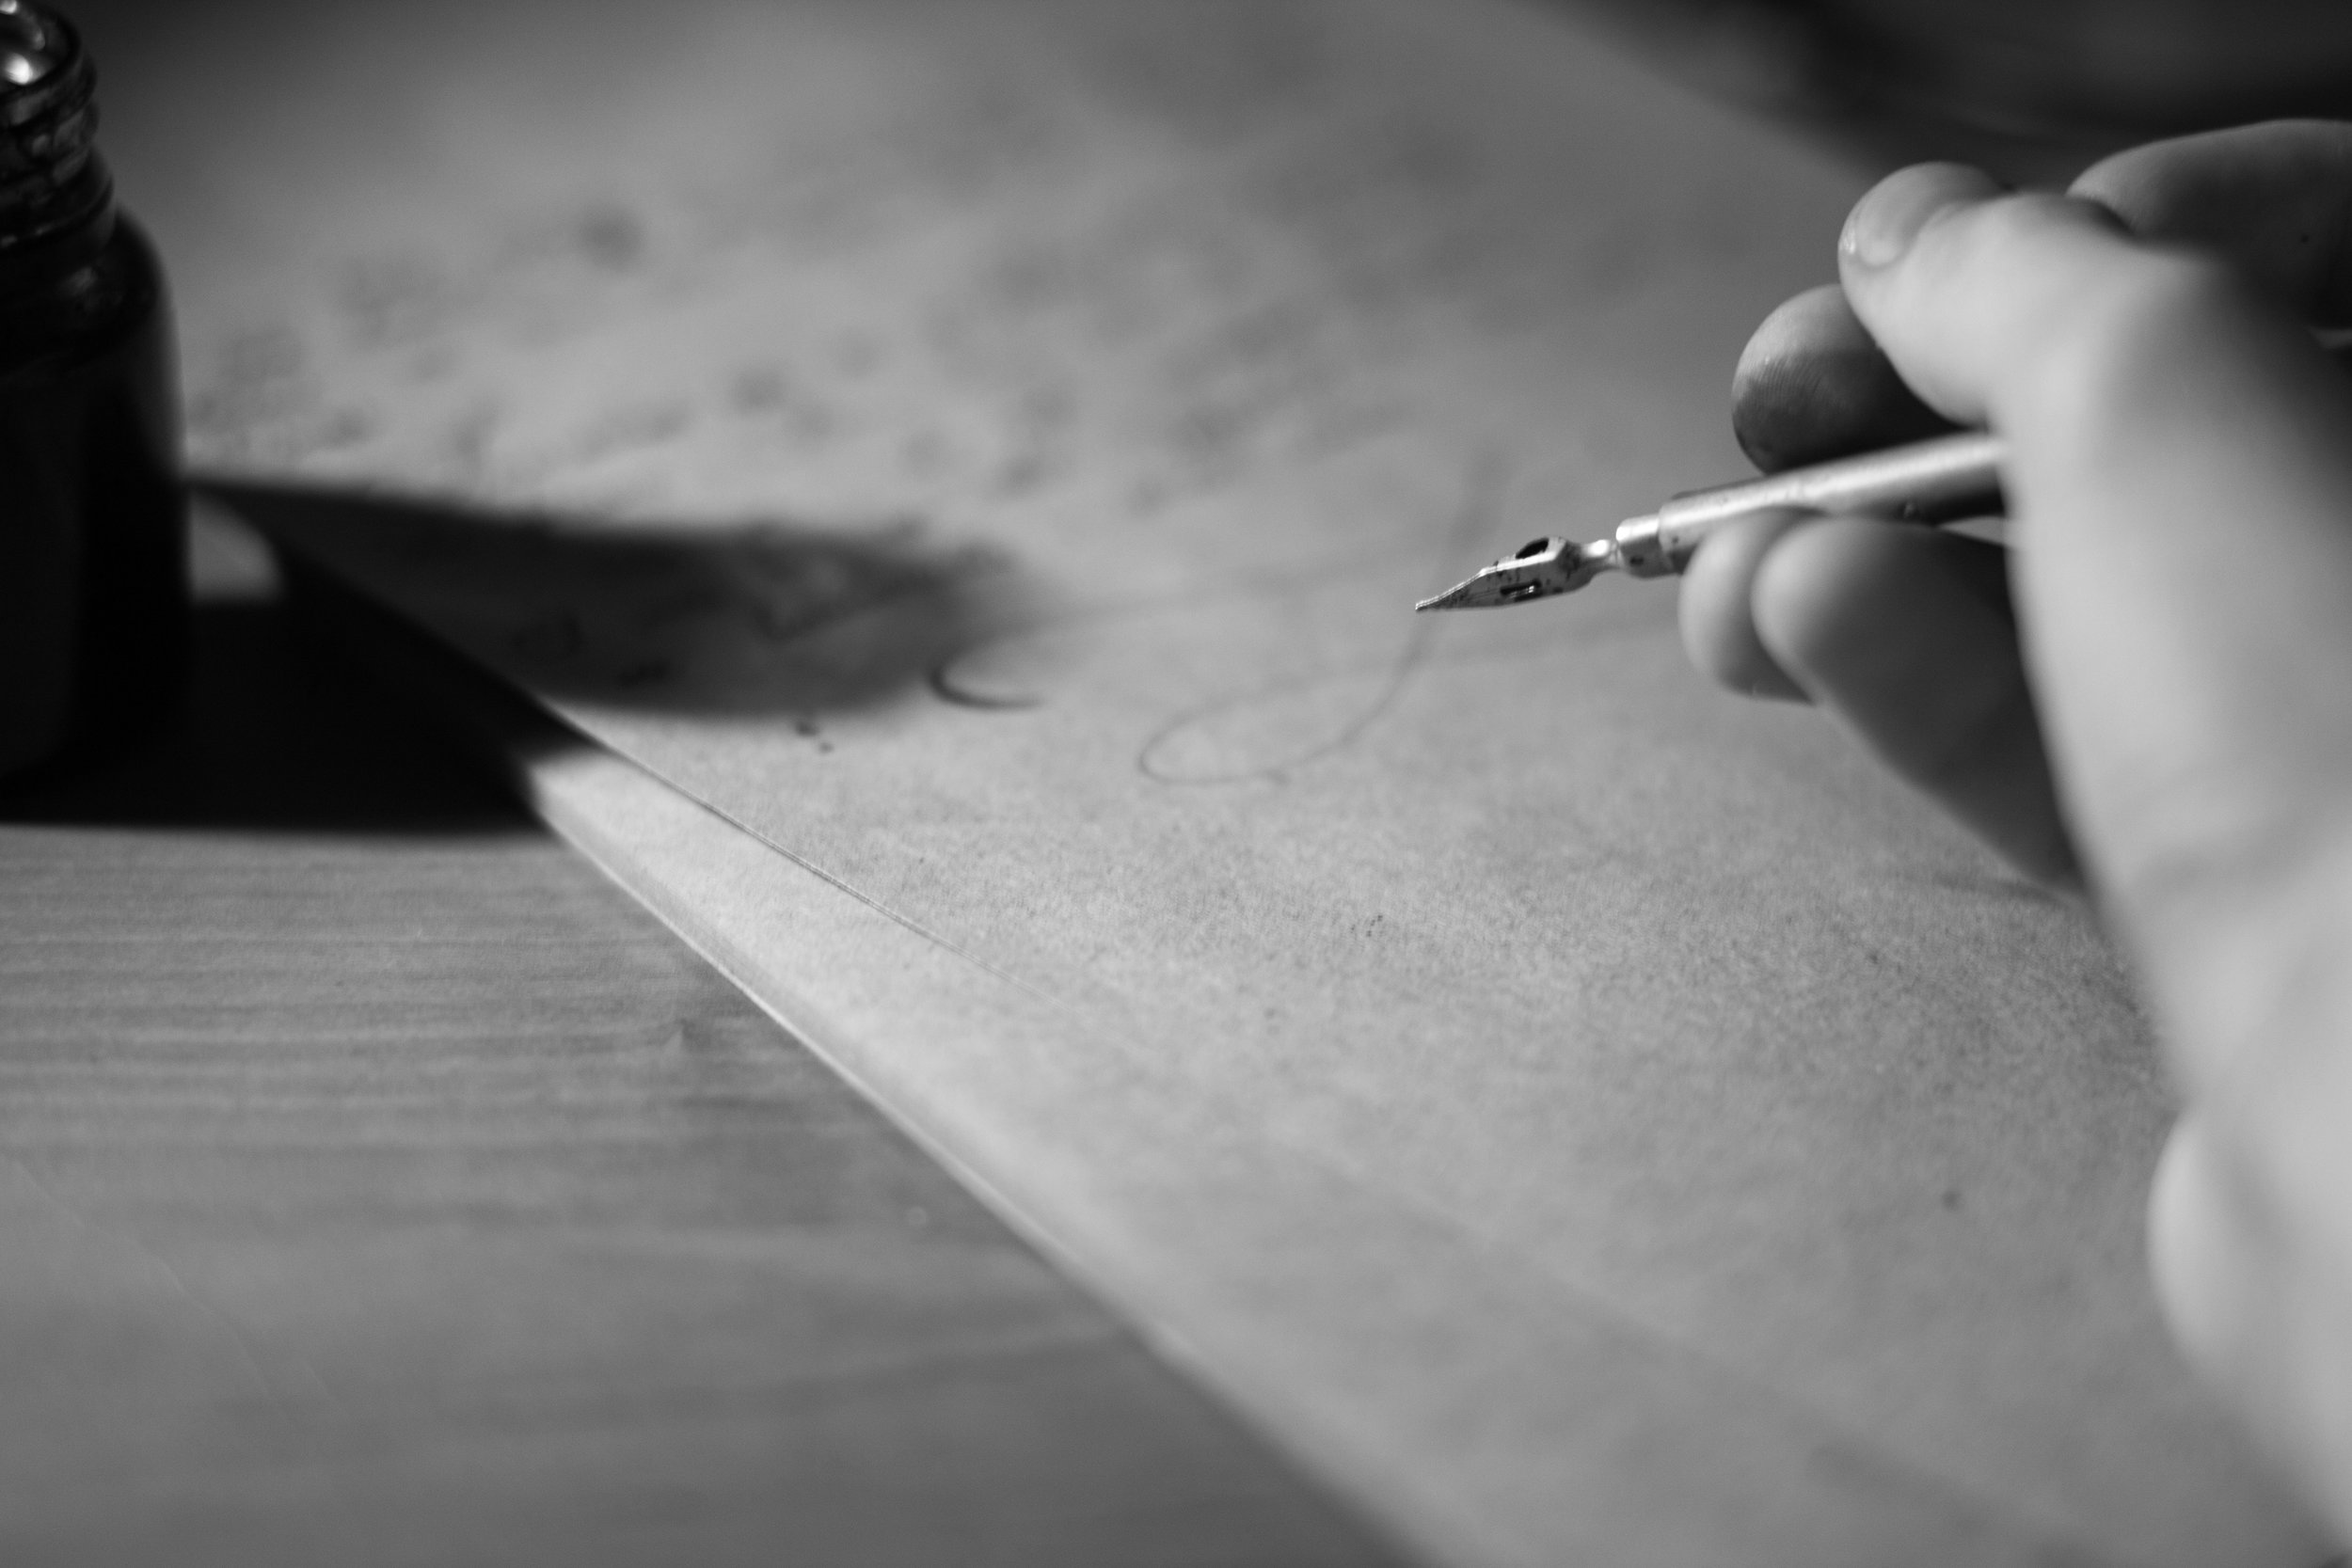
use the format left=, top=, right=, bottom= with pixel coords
left=0, top=0, right=182, bottom=781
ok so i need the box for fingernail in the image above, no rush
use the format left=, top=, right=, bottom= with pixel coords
left=1839, top=164, right=2002, bottom=269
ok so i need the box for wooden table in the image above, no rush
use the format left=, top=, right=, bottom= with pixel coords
left=0, top=520, right=1405, bottom=1567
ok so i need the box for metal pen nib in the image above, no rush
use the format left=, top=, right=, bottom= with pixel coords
left=1414, top=535, right=1620, bottom=612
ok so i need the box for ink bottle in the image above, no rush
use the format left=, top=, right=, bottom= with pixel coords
left=0, top=0, right=182, bottom=780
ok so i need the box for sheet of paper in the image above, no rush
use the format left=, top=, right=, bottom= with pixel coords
left=111, top=0, right=2324, bottom=1560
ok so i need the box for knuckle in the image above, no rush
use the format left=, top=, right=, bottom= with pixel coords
left=2095, top=752, right=2320, bottom=917
left=2120, top=810, right=2352, bottom=1132
left=2008, top=250, right=2247, bottom=443
left=2086, top=759, right=2352, bottom=1064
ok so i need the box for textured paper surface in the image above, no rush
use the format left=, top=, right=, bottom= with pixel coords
left=116, top=0, right=2323, bottom=1560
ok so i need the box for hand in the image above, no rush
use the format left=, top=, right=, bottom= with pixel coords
left=1681, top=121, right=2352, bottom=1536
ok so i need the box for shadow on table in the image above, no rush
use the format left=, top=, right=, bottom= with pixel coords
left=4, top=476, right=1040, bottom=835
left=0, top=592, right=532, bottom=837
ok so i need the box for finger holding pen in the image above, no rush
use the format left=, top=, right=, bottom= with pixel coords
left=1749, top=125, right=2352, bottom=1535
left=1681, top=166, right=2077, bottom=885
left=1692, top=238, right=1970, bottom=713
left=1692, top=268, right=1965, bottom=716
left=1836, top=145, right=2352, bottom=1057
left=1689, top=127, right=2352, bottom=900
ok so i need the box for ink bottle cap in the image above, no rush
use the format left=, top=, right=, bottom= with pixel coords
left=0, top=0, right=184, bottom=782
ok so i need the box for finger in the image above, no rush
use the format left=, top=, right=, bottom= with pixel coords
left=1677, top=509, right=1811, bottom=701
left=1749, top=515, right=2077, bottom=885
left=2074, top=120, right=2352, bottom=324
left=1731, top=284, right=1957, bottom=472
left=1832, top=163, right=2029, bottom=426
left=1836, top=166, right=2352, bottom=1201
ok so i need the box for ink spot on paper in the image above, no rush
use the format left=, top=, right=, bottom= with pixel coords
left=930, top=662, right=1043, bottom=711
left=929, top=626, right=1076, bottom=712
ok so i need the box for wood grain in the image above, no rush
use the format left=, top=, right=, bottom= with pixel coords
left=0, top=538, right=1403, bottom=1567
